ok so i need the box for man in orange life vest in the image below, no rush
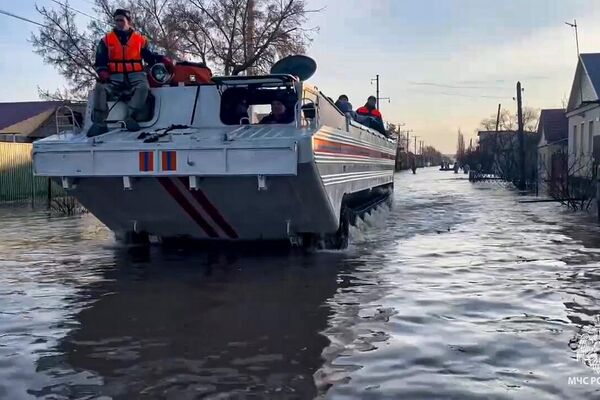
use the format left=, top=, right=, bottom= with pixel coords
left=88, top=9, right=174, bottom=137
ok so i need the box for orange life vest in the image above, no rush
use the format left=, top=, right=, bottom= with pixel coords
left=103, top=31, right=146, bottom=74
left=356, top=106, right=382, bottom=119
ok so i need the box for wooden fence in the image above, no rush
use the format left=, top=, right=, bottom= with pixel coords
left=0, top=142, right=65, bottom=205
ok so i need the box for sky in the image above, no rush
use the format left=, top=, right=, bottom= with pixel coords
left=1, top=0, right=600, bottom=153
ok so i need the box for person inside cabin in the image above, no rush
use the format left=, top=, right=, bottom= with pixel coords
left=87, top=9, right=175, bottom=137
left=259, top=98, right=295, bottom=124
left=234, top=98, right=250, bottom=124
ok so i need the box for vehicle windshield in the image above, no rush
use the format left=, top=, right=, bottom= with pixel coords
left=220, top=84, right=298, bottom=125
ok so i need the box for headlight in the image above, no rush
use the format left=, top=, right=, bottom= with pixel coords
left=150, top=63, right=172, bottom=85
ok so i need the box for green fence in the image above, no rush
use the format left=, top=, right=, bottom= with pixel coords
left=0, top=142, right=65, bottom=204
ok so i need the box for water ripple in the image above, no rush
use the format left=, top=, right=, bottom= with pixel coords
left=1, top=169, right=600, bottom=398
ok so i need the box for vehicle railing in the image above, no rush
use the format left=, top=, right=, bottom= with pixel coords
left=55, top=105, right=81, bottom=137
left=297, top=97, right=318, bottom=129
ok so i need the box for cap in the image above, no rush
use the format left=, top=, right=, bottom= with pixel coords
left=113, top=9, right=132, bottom=21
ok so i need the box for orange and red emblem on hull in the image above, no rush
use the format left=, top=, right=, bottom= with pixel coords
left=138, top=151, right=154, bottom=171
left=161, top=151, right=177, bottom=171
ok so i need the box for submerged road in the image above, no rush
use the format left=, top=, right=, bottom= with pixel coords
left=2, top=167, right=600, bottom=399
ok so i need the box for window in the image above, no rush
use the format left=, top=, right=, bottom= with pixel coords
left=219, top=85, right=298, bottom=125
left=581, top=122, right=585, bottom=154
left=573, top=125, right=578, bottom=154
left=589, top=121, right=594, bottom=155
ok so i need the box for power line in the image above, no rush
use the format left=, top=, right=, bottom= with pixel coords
left=47, top=0, right=106, bottom=24
left=408, top=81, right=511, bottom=91
left=76, top=0, right=99, bottom=6
left=406, top=89, right=510, bottom=100
left=0, top=7, right=97, bottom=46
left=0, top=8, right=47, bottom=28
left=1, top=4, right=203, bottom=60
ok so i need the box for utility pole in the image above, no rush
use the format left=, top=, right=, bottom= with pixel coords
left=517, top=81, right=526, bottom=190
left=412, top=135, right=419, bottom=170
left=371, top=74, right=380, bottom=109
left=495, top=103, right=501, bottom=133
left=565, top=19, right=580, bottom=56
left=370, top=74, right=391, bottom=109
left=400, top=129, right=412, bottom=171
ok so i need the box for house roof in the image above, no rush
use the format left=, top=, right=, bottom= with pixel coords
left=0, top=101, right=62, bottom=132
left=580, top=53, right=600, bottom=98
left=537, top=109, right=568, bottom=143
left=567, top=53, right=600, bottom=112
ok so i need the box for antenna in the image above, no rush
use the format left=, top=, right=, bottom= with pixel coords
left=565, top=19, right=580, bottom=56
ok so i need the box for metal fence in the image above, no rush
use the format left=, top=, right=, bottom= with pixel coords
left=0, top=142, right=65, bottom=205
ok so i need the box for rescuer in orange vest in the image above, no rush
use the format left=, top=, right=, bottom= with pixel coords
left=88, top=9, right=174, bottom=137
left=356, top=96, right=383, bottom=120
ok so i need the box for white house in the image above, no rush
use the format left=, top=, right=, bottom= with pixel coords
left=536, top=109, right=568, bottom=195
left=566, top=53, right=600, bottom=178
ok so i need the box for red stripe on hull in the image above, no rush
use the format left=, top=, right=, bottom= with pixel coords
left=178, top=177, right=239, bottom=239
left=157, top=177, right=219, bottom=238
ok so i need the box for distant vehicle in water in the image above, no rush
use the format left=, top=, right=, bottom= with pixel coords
left=32, top=56, right=396, bottom=249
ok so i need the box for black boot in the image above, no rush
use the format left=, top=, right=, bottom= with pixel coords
left=125, top=117, right=141, bottom=132
left=87, top=123, right=108, bottom=137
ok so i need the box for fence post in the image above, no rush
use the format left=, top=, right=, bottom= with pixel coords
left=47, top=178, right=52, bottom=208
left=597, top=175, right=600, bottom=223
left=30, top=167, right=35, bottom=209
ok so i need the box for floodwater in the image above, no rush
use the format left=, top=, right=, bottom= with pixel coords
left=2, top=168, right=600, bottom=399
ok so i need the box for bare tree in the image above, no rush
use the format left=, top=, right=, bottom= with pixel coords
left=31, top=0, right=319, bottom=99
left=472, top=128, right=540, bottom=188
left=421, top=145, right=444, bottom=166
left=480, top=107, right=540, bottom=132
left=174, top=0, right=319, bottom=75
left=31, top=3, right=99, bottom=100
left=456, top=129, right=466, bottom=162
left=538, top=149, right=597, bottom=211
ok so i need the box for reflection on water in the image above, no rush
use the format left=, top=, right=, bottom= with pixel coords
left=57, top=250, right=343, bottom=399
left=2, top=169, right=600, bottom=399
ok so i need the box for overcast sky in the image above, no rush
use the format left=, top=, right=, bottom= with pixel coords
left=1, top=0, right=599, bottom=152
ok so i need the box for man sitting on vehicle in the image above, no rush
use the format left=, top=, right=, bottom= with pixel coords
left=356, top=96, right=383, bottom=120
left=259, top=99, right=295, bottom=124
left=355, top=95, right=386, bottom=135
left=335, top=94, right=351, bottom=109
left=88, top=9, right=174, bottom=137
left=335, top=94, right=356, bottom=119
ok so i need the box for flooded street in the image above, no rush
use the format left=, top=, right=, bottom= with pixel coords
left=2, top=167, right=600, bottom=399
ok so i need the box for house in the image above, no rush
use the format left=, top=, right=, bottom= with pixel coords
left=536, top=109, right=568, bottom=196
left=566, top=53, right=600, bottom=179
left=0, top=101, right=85, bottom=202
left=0, top=101, right=85, bottom=143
